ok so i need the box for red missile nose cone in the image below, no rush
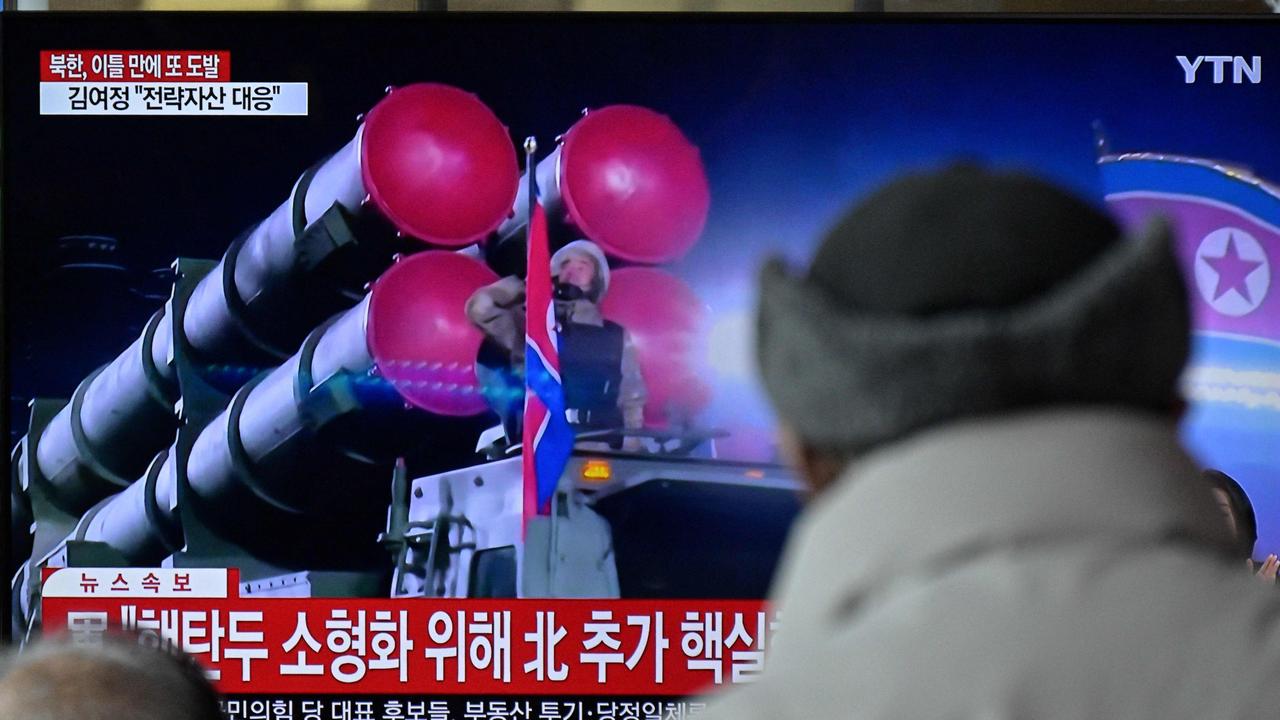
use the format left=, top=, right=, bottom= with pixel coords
left=600, top=267, right=711, bottom=426
left=367, top=251, right=498, bottom=416
left=560, top=105, right=710, bottom=264
left=361, top=83, right=518, bottom=247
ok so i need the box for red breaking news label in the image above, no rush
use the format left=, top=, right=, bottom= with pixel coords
left=41, top=570, right=777, bottom=696
left=40, top=50, right=231, bottom=82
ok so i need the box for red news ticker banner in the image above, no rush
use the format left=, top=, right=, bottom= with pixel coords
left=40, top=50, right=231, bottom=82
left=41, top=568, right=777, bottom=697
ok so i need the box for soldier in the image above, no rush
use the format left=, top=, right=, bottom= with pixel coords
left=467, top=239, right=646, bottom=449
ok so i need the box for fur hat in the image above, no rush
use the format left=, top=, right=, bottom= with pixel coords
left=551, top=239, right=611, bottom=302
left=756, top=164, right=1190, bottom=450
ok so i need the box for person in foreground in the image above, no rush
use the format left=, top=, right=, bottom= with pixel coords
left=700, top=165, right=1280, bottom=719
left=0, top=633, right=223, bottom=720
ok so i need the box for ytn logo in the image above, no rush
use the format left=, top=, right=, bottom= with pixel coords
left=1177, top=56, right=1262, bottom=84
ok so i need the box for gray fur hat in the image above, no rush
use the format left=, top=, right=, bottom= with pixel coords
left=756, top=164, right=1190, bottom=451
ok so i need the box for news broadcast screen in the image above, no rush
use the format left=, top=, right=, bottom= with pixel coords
left=2, top=13, right=1277, bottom=719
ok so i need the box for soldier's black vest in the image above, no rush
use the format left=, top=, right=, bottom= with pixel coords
left=559, top=320, right=625, bottom=430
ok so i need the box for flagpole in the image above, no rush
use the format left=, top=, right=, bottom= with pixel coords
left=518, top=134, right=576, bottom=596
left=524, top=136, right=538, bottom=239
left=516, top=136, right=537, bottom=598
left=521, top=135, right=537, bottom=542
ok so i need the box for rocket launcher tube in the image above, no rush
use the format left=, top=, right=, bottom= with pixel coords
left=494, top=105, right=709, bottom=265
left=184, top=295, right=374, bottom=513
left=186, top=250, right=496, bottom=512
left=35, top=311, right=175, bottom=510
left=181, top=133, right=365, bottom=358
left=79, top=451, right=176, bottom=565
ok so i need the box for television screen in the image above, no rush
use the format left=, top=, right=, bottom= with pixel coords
left=3, top=11, right=1277, bottom=713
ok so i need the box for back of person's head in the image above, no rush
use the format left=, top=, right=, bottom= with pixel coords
left=756, top=163, right=1190, bottom=490
left=1205, top=468, right=1258, bottom=558
left=0, top=633, right=223, bottom=720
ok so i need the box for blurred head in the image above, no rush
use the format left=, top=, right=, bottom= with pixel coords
left=757, top=164, right=1191, bottom=494
left=1205, top=469, right=1258, bottom=559
left=551, top=239, right=610, bottom=303
left=0, top=633, right=223, bottom=720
